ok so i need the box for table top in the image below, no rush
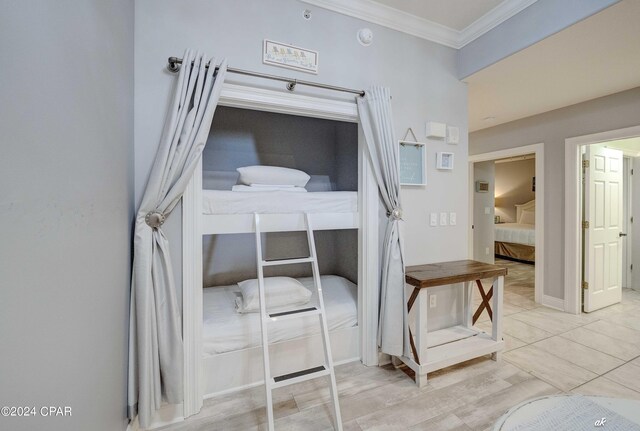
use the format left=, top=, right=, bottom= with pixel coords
left=405, top=260, right=507, bottom=288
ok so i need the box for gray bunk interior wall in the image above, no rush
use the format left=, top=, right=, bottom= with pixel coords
left=202, top=106, right=359, bottom=287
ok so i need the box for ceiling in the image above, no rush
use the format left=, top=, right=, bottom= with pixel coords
left=301, top=0, right=536, bottom=48
left=373, top=0, right=503, bottom=31
left=603, top=137, right=640, bottom=157
left=467, top=0, right=640, bottom=131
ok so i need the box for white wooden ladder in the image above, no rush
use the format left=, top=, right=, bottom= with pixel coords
left=254, top=212, right=343, bottom=431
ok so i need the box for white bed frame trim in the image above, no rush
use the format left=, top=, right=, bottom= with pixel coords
left=175, top=83, right=379, bottom=426
left=202, top=211, right=359, bottom=234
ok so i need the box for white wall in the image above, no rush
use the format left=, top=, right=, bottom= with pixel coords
left=470, top=87, right=640, bottom=300
left=0, top=1, right=134, bottom=431
left=134, top=0, right=469, bottom=326
left=473, top=161, right=496, bottom=263
left=134, top=0, right=468, bottom=267
left=495, top=158, right=536, bottom=223
left=634, top=157, right=640, bottom=290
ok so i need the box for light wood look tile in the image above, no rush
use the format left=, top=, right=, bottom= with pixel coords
left=504, top=345, right=598, bottom=391
left=582, top=320, right=640, bottom=344
left=573, top=377, right=640, bottom=400
left=455, top=377, right=558, bottom=430
left=503, top=334, right=528, bottom=352
left=508, top=309, right=582, bottom=334
left=559, top=327, right=640, bottom=361
left=355, top=370, right=514, bottom=430
left=532, top=336, right=625, bottom=375
left=408, top=413, right=472, bottom=431
left=602, top=362, right=640, bottom=393
left=502, top=316, right=553, bottom=344
left=603, top=312, right=640, bottom=331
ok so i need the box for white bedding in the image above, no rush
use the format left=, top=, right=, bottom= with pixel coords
left=202, top=275, right=358, bottom=355
left=202, top=190, right=357, bottom=215
left=495, top=223, right=535, bottom=246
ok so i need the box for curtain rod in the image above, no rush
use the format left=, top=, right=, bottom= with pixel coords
left=167, top=56, right=365, bottom=97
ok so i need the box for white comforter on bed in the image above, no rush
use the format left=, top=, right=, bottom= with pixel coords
left=495, top=223, right=535, bottom=246
left=202, top=275, right=357, bottom=355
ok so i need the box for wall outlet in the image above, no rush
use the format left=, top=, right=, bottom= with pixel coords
left=449, top=212, right=457, bottom=225
left=485, top=247, right=490, bottom=255
left=430, top=213, right=438, bottom=226
left=440, top=212, right=448, bottom=226
left=429, top=294, right=437, bottom=308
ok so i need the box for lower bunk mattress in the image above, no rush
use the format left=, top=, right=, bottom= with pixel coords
left=202, top=275, right=357, bottom=356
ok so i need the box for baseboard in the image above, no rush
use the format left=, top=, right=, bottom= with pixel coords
left=542, top=294, right=565, bottom=311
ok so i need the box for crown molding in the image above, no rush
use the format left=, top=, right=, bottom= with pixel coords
left=459, top=0, right=539, bottom=47
left=300, top=0, right=459, bottom=48
left=300, top=0, right=539, bottom=49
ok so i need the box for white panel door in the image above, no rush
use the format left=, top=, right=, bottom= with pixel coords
left=583, top=144, right=623, bottom=312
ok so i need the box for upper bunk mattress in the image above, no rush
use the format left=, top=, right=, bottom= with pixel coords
left=495, top=223, right=535, bottom=246
left=202, top=275, right=357, bottom=356
left=202, top=190, right=357, bottom=215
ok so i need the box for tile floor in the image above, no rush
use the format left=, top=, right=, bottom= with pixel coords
left=160, top=259, right=640, bottom=430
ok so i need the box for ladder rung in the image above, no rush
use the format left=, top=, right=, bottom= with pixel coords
left=267, top=307, right=320, bottom=321
left=272, top=366, right=329, bottom=388
left=261, top=257, right=314, bottom=266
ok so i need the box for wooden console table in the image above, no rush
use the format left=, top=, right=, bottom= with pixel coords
left=400, top=260, right=507, bottom=387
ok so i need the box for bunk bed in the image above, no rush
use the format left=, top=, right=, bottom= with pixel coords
left=191, top=167, right=362, bottom=397
left=494, top=200, right=536, bottom=264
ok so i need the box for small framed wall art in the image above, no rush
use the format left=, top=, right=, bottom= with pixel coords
left=263, top=40, right=319, bottom=74
left=399, top=140, right=426, bottom=186
left=476, top=180, right=489, bottom=192
left=436, top=152, right=454, bottom=170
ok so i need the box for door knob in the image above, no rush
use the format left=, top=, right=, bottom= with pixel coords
left=619, top=232, right=627, bottom=237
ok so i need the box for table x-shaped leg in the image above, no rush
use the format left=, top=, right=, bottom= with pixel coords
left=407, top=288, right=420, bottom=364
left=472, top=279, right=493, bottom=325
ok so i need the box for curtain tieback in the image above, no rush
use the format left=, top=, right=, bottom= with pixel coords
left=145, top=211, right=166, bottom=228
left=388, top=208, right=403, bottom=221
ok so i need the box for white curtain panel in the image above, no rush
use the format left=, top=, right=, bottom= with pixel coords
left=128, top=49, right=227, bottom=428
left=357, top=87, right=408, bottom=357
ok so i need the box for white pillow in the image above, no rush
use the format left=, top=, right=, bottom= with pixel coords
left=236, top=277, right=312, bottom=313
left=519, top=210, right=535, bottom=225
left=237, top=166, right=310, bottom=187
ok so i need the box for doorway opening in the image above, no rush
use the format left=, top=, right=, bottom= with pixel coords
left=565, top=126, right=640, bottom=314
left=468, top=143, right=545, bottom=308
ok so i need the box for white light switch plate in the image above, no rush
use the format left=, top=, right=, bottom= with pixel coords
left=429, top=294, right=437, bottom=308
left=447, top=126, right=459, bottom=144
left=485, top=207, right=491, bottom=215
left=430, top=213, right=438, bottom=226
left=449, top=212, right=457, bottom=225
left=440, top=212, right=448, bottom=226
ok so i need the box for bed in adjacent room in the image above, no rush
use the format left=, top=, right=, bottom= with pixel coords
left=494, top=200, right=535, bottom=264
